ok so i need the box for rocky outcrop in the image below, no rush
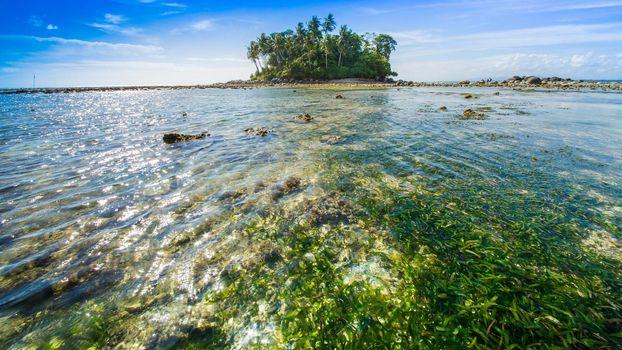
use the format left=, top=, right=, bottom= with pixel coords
left=244, top=127, right=270, bottom=136
left=163, top=132, right=208, bottom=144
left=460, top=109, right=487, bottom=120
left=272, top=176, right=305, bottom=200
left=524, top=76, right=542, bottom=85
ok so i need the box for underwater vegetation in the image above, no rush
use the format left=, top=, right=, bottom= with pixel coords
left=0, top=87, right=621, bottom=349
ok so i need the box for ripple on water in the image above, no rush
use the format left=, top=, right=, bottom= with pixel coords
left=0, top=87, right=621, bottom=348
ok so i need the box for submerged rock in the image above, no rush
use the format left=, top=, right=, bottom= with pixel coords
left=439, top=106, right=448, bottom=111
left=244, top=127, right=270, bottom=136
left=320, top=135, right=345, bottom=145
left=294, top=113, right=313, bottom=122
left=163, top=132, right=208, bottom=144
left=463, top=94, right=478, bottom=99
left=272, top=176, right=305, bottom=200
left=460, top=109, right=487, bottom=120
left=301, top=191, right=354, bottom=226
left=217, top=188, right=247, bottom=203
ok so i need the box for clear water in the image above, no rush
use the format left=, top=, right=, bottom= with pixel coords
left=0, top=87, right=621, bottom=348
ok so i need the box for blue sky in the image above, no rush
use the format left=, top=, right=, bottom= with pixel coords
left=1, top=0, right=622, bottom=87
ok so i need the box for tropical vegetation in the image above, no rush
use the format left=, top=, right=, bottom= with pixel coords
left=246, top=14, right=398, bottom=81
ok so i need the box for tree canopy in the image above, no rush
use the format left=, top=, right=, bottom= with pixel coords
left=247, top=14, right=398, bottom=81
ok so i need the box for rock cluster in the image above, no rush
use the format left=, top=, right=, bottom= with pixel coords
left=4, top=75, right=621, bottom=96
left=162, top=132, right=208, bottom=144
left=244, top=127, right=270, bottom=136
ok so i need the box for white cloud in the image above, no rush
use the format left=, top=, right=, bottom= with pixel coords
left=172, top=19, right=215, bottom=34
left=29, top=36, right=162, bottom=53
left=191, top=20, right=214, bottom=31
left=1, top=59, right=252, bottom=87
left=185, top=57, right=246, bottom=63
left=393, top=51, right=622, bottom=81
left=90, top=23, right=143, bottom=36
left=551, top=1, right=622, bottom=11
left=46, top=24, right=58, bottom=30
left=90, top=13, right=142, bottom=36
left=161, top=10, right=183, bottom=16
left=390, top=30, right=442, bottom=44
left=162, top=2, right=187, bottom=8
left=104, top=13, right=126, bottom=25
left=392, top=23, right=622, bottom=54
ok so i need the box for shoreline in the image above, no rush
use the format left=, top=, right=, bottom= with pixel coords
left=2, top=78, right=621, bottom=95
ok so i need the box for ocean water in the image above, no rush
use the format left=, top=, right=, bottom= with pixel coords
left=0, top=87, right=621, bottom=348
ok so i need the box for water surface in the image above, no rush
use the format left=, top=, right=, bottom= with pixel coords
left=1, top=87, right=621, bottom=348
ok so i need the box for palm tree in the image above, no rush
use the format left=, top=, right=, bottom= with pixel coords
left=245, top=14, right=397, bottom=81
left=373, top=34, right=397, bottom=60
left=337, top=25, right=349, bottom=67
left=247, top=41, right=260, bottom=74
left=257, top=33, right=270, bottom=69
left=322, top=14, right=337, bottom=73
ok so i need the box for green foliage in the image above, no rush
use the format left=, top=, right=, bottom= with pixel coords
left=247, top=14, right=398, bottom=81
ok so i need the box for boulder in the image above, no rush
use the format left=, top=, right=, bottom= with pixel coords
left=335, top=94, right=344, bottom=99
left=524, top=76, right=542, bottom=84
left=163, top=132, right=208, bottom=144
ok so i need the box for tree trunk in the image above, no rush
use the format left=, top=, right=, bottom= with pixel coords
left=325, top=53, right=328, bottom=72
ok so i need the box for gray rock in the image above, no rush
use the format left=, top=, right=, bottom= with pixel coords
left=163, top=132, right=208, bottom=144
left=524, top=76, right=542, bottom=85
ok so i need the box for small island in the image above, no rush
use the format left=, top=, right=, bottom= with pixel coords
left=247, top=14, right=398, bottom=81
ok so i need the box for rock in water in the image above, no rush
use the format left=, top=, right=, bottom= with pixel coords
left=244, top=127, right=270, bottom=136
left=272, top=176, right=305, bottom=200
left=320, top=135, right=345, bottom=145
left=524, top=76, right=542, bottom=85
left=336, top=94, right=344, bottom=99
left=163, top=132, right=208, bottom=144
left=294, top=113, right=313, bottom=122
left=439, top=106, right=448, bottom=111
left=461, top=109, right=487, bottom=120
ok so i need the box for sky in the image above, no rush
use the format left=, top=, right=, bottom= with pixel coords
left=1, top=0, right=622, bottom=88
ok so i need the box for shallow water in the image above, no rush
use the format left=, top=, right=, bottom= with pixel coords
left=0, top=87, right=621, bottom=348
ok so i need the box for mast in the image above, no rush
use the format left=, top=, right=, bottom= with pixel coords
left=33, top=74, right=36, bottom=89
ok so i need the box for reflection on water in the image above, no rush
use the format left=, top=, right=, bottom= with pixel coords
left=0, top=87, right=621, bottom=348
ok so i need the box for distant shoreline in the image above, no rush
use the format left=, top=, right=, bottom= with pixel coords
left=2, top=77, right=621, bottom=94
